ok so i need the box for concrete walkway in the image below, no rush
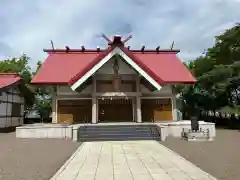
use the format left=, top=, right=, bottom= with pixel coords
left=51, top=141, right=217, bottom=180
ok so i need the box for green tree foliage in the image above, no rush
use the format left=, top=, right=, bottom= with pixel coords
left=177, top=24, right=240, bottom=116
left=33, top=61, right=52, bottom=120
left=0, top=54, right=32, bottom=83
left=0, top=56, right=52, bottom=120
left=0, top=54, right=34, bottom=107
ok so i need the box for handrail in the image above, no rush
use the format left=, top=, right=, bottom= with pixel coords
left=149, top=126, right=155, bottom=140
left=83, top=116, right=89, bottom=132
left=152, top=119, right=161, bottom=138
left=156, top=126, right=161, bottom=138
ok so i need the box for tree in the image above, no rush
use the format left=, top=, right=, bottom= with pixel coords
left=32, top=61, right=52, bottom=121
left=207, top=24, right=240, bottom=65
left=177, top=23, right=240, bottom=116
left=0, top=54, right=35, bottom=107
left=0, top=56, right=53, bottom=121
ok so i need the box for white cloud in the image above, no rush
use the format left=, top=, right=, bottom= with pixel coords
left=0, top=0, right=239, bottom=68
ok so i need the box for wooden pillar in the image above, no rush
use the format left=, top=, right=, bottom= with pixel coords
left=171, top=87, right=178, bottom=121
left=132, top=98, right=135, bottom=122
left=52, top=86, right=58, bottom=123
left=92, top=76, right=97, bottom=124
left=92, top=97, right=97, bottom=124
left=136, top=97, right=142, bottom=123
left=136, top=75, right=142, bottom=123
left=92, top=75, right=97, bottom=92
left=136, top=74, right=140, bottom=92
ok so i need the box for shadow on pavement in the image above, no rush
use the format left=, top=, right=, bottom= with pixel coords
left=0, top=127, right=16, bottom=133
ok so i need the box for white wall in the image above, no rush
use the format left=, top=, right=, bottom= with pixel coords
left=0, top=102, right=7, bottom=116
left=57, top=85, right=92, bottom=95
left=0, top=87, right=24, bottom=128
left=96, top=56, right=136, bottom=74
left=141, top=85, right=173, bottom=96
left=58, top=83, right=174, bottom=96
left=96, top=83, right=134, bottom=92
left=95, top=74, right=135, bottom=81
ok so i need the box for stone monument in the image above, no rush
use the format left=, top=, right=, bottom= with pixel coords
left=182, top=114, right=212, bottom=141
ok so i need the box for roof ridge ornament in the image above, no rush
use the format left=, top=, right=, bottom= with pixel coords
left=101, top=34, right=132, bottom=46
left=50, top=40, right=55, bottom=50
left=122, top=35, right=132, bottom=44
left=170, top=41, right=175, bottom=50
left=156, top=46, right=160, bottom=53
left=101, top=34, right=112, bottom=44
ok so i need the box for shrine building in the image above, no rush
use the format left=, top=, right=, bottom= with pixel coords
left=31, top=35, right=196, bottom=124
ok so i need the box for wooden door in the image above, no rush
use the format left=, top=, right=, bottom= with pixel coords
left=98, top=99, right=133, bottom=122
left=58, top=107, right=74, bottom=124
left=142, top=99, right=172, bottom=122
left=57, top=100, right=91, bottom=124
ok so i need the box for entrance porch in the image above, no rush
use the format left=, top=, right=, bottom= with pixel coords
left=53, top=94, right=176, bottom=124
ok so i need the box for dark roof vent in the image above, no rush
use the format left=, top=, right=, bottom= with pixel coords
left=111, top=35, right=123, bottom=46
left=65, top=46, right=70, bottom=53
left=81, top=46, right=85, bottom=52
left=141, top=45, right=145, bottom=52
left=97, top=46, right=100, bottom=52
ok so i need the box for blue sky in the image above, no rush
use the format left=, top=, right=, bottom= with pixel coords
left=0, top=0, right=239, bottom=68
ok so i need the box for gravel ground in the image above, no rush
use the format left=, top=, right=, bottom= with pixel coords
left=160, top=128, right=240, bottom=180
left=1, top=128, right=239, bottom=180
left=0, top=132, right=80, bottom=180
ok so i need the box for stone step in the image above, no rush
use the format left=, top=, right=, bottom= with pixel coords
left=78, top=132, right=154, bottom=137
left=79, top=131, right=153, bottom=136
left=78, top=125, right=156, bottom=130
left=78, top=129, right=159, bottom=136
left=76, top=124, right=161, bottom=141
left=78, top=129, right=153, bottom=134
left=79, top=136, right=161, bottom=142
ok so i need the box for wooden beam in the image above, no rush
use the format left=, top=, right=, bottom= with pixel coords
left=93, top=92, right=141, bottom=97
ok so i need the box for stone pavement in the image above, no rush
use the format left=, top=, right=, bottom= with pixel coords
left=51, top=140, right=217, bottom=180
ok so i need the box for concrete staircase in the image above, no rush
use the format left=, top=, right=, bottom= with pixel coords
left=77, top=124, right=161, bottom=141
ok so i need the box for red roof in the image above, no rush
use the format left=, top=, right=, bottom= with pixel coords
left=0, top=73, right=21, bottom=89
left=32, top=36, right=196, bottom=85
left=31, top=52, right=103, bottom=84
left=69, top=46, right=114, bottom=85
left=130, top=51, right=196, bottom=84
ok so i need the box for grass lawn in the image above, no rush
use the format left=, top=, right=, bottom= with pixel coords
left=0, top=131, right=80, bottom=180
left=160, top=128, right=240, bottom=180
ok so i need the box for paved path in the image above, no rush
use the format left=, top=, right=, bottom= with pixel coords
left=51, top=141, right=217, bottom=180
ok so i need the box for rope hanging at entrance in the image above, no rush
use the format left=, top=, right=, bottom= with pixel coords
left=112, top=57, right=121, bottom=92
left=99, top=99, right=131, bottom=105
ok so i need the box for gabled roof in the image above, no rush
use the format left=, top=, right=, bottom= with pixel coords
left=31, top=51, right=103, bottom=85
left=31, top=35, right=196, bottom=88
left=131, top=51, right=196, bottom=84
left=0, top=73, right=21, bottom=89
left=69, top=46, right=163, bottom=90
